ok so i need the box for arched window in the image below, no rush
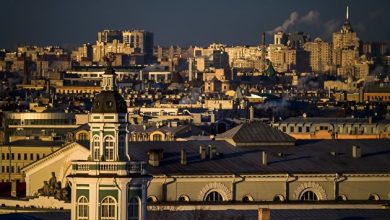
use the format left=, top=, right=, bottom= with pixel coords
left=104, top=136, right=115, bottom=161
left=101, top=197, right=116, bottom=220
left=77, top=196, right=89, bottom=220
left=242, top=195, right=254, bottom=202
left=300, top=190, right=319, bottom=201
left=152, top=134, right=161, bottom=141
left=368, top=194, right=380, bottom=201
left=273, top=195, right=285, bottom=202
left=93, top=136, right=100, bottom=160
left=178, top=195, right=190, bottom=202
left=205, top=191, right=223, bottom=202
left=336, top=195, right=348, bottom=201
left=79, top=133, right=87, bottom=141
left=128, top=197, right=140, bottom=220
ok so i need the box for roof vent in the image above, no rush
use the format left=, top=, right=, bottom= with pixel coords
left=181, top=149, right=187, bottom=165
left=261, top=151, right=267, bottom=166
left=208, top=145, right=216, bottom=160
left=199, top=146, right=207, bottom=160
left=148, top=149, right=164, bottom=167
left=148, top=150, right=160, bottom=167
left=352, top=145, right=361, bottom=158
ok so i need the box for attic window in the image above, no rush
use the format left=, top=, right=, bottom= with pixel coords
left=107, top=101, right=113, bottom=108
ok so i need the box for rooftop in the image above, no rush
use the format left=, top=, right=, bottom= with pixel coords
left=128, top=139, right=390, bottom=175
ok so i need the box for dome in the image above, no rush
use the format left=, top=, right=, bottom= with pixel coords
left=91, top=91, right=127, bottom=114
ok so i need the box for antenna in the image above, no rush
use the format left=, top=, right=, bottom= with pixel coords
left=346, top=6, right=349, bottom=20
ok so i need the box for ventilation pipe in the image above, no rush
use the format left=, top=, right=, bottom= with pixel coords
left=352, top=145, right=361, bottom=158
left=261, top=151, right=267, bottom=165
left=181, top=149, right=187, bottom=165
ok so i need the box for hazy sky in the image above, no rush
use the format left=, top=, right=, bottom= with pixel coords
left=1, top=0, right=389, bottom=49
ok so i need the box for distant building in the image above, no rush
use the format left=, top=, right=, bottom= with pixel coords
left=364, top=84, right=390, bottom=102
left=304, top=38, right=331, bottom=73
left=273, top=117, right=390, bottom=139
left=332, top=7, right=361, bottom=79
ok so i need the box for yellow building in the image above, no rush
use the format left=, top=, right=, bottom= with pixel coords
left=267, top=44, right=297, bottom=72
left=304, top=38, right=331, bottom=73
left=55, top=86, right=101, bottom=95
left=0, top=140, right=63, bottom=183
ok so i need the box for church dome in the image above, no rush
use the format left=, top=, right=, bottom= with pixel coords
left=91, top=90, right=127, bottom=114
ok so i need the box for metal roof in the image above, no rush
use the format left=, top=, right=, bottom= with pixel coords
left=128, top=139, right=390, bottom=175
left=216, top=121, right=296, bottom=145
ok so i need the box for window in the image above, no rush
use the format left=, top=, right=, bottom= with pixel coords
left=93, top=136, right=100, bottom=160
left=300, top=190, right=319, bottom=201
left=79, top=133, right=87, bottom=141
left=101, top=197, right=116, bottom=220
left=128, top=197, right=140, bottom=220
left=77, top=196, right=89, bottom=220
left=242, top=195, right=253, bottom=202
left=178, top=195, right=190, bottom=202
left=273, top=195, right=285, bottom=202
left=205, top=191, right=223, bottom=202
left=152, top=134, right=161, bottom=141
left=30, top=153, right=34, bottom=160
left=36, top=154, right=40, bottom=160
left=104, top=136, right=115, bottom=161
left=368, top=194, right=380, bottom=201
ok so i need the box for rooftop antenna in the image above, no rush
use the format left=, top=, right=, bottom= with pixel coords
left=346, top=6, right=349, bottom=21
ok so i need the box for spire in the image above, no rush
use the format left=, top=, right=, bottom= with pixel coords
left=346, top=6, right=349, bottom=21
left=101, top=53, right=117, bottom=91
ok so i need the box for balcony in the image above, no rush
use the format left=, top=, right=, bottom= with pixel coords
left=71, top=160, right=147, bottom=176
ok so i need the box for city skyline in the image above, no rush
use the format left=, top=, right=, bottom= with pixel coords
left=1, top=0, right=390, bottom=49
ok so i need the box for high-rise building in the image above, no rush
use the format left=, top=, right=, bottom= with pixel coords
left=97, top=30, right=122, bottom=43
left=332, top=6, right=360, bottom=78
left=274, top=32, right=288, bottom=45
left=304, top=38, right=331, bottom=73
left=92, top=29, right=154, bottom=64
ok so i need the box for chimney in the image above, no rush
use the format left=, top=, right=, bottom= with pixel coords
left=249, top=106, right=254, bottom=121
left=209, top=145, right=216, bottom=160
left=199, top=146, right=207, bottom=160
left=261, top=151, right=267, bottom=165
left=148, top=150, right=160, bottom=167
left=368, top=116, right=372, bottom=124
left=258, top=208, right=270, bottom=220
left=352, top=145, right=361, bottom=158
left=181, top=149, right=187, bottom=165
left=261, top=32, right=266, bottom=46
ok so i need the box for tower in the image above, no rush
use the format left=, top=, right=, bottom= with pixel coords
left=68, top=53, right=150, bottom=220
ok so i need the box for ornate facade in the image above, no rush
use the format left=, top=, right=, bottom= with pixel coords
left=67, top=55, right=150, bottom=220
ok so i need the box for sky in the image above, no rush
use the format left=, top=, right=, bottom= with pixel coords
left=1, top=0, right=390, bottom=49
